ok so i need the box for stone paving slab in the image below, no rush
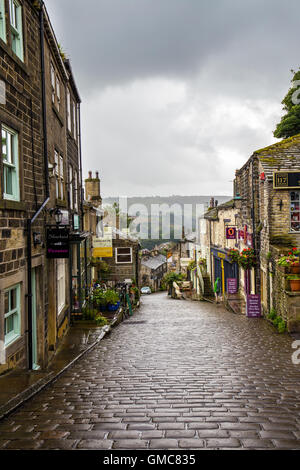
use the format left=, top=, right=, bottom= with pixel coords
left=0, top=293, right=300, bottom=450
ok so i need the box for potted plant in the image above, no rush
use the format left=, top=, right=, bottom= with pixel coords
left=91, top=288, right=107, bottom=311
left=287, top=274, right=300, bottom=292
left=278, top=248, right=300, bottom=273
left=105, top=289, right=120, bottom=311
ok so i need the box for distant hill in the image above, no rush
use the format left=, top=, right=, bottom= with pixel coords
left=102, top=195, right=231, bottom=249
left=102, top=195, right=231, bottom=214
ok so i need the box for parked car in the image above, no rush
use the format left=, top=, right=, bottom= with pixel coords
left=141, top=286, right=151, bottom=295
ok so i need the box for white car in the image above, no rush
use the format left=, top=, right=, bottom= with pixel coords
left=141, top=286, right=151, bottom=295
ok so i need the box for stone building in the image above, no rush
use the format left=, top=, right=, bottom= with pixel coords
left=0, top=1, right=84, bottom=372
left=84, top=172, right=140, bottom=287
left=200, top=135, right=300, bottom=330
left=234, top=135, right=300, bottom=330
left=140, top=254, right=167, bottom=291
left=200, top=200, right=241, bottom=305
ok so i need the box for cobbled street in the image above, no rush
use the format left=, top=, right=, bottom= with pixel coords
left=1, top=293, right=300, bottom=450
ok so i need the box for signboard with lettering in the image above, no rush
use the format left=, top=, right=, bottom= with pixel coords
left=47, top=227, right=69, bottom=259
left=226, top=227, right=237, bottom=240
left=246, top=294, right=261, bottom=318
left=92, top=227, right=113, bottom=258
left=227, top=278, right=238, bottom=294
left=274, top=171, right=300, bottom=189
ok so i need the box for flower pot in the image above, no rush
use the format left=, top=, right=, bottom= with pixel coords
left=107, top=302, right=120, bottom=312
left=290, top=279, right=300, bottom=292
left=290, top=265, right=300, bottom=274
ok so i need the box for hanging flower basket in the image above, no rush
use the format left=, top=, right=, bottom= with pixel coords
left=238, top=248, right=256, bottom=270
left=228, top=249, right=240, bottom=264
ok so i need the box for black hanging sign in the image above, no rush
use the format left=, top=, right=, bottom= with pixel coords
left=46, top=227, right=70, bottom=259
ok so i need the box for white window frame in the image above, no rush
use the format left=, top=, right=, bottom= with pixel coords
left=59, top=155, right=64, bottom=200
left=56, top=75, right=61, bottom=111
left=115, top=247, right=133, bottom=264
left=2, top=125, right=20, bottom=201
left=0, top=0, right=6, bottom=43
left=9, top=0, right=23, bottom=61
left=50, top=63, right=55, bottom=104
left=57, top=259, right=66, bottom=316
left=4, top=283, right=21, bottom=346
left=69, top=164, right=73, bottom=209
left=67, top=88, right=71, bottom=131
left=290, top=191, right=300, bottom=233
left=72, top=101, right=77, bottom=139
left=74, top=169, right=78, bottom=210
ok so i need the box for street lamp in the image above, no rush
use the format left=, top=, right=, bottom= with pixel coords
left=49, top=208, right=63, bottom=226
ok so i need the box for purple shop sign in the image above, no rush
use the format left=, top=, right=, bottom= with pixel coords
left=246, top=294, right=261, bottom=318
left=227, top=278, right=238, bottom=294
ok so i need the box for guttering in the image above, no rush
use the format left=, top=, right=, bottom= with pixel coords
left=27, top=2, right=49, bottom=370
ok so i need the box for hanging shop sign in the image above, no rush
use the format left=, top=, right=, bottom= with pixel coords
left=46, top=227, right=70, bottom=259
left=246, top=294, right=261, bottom=318
left=226, top=227, right=237, bottom=240
left=227, top=278, right=238, bottom=294
left=73, top=214, right=80, bottom=230
left=273, top=171, right=300, bottom=190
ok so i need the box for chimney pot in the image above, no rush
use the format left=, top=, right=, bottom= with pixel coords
left=88, top=171, right=92, bottom=179
left=96, top=171, right=99, bottom=179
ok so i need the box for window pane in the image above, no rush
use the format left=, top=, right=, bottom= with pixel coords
left=4, top=166, right=13, bottom=195
left=4, top=291, right=9, bottom=313
left=10, top=288, right=16, bottom=310
left=291, top=191, right=300, bottom=232
left=117, top=248, right=131, bottom=255
left=5, top=315, right=14, bottom=335
left=117, top=255, right=132, bottom=263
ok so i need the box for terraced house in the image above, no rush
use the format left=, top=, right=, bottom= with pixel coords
left=0, top=0, right=84, bottom=373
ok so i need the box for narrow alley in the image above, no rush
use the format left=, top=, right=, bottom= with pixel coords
left=0, top=293, right=300, bottom=450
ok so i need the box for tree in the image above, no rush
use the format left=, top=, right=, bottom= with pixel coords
left=274, top=69, right=300, bottom=139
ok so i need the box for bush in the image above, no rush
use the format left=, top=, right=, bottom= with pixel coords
left=104, top=289, right=120, bottom=305
left=267, top=309, right=287, bottom=333
left=82, top=307, right=98, bottom=321
left=95, top=314, right=108, bottom=327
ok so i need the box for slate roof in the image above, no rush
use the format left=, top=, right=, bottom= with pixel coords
left=141, top=254, right=167, bottom=270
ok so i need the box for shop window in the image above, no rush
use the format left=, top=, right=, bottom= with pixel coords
left=291, top=191, right=300, bottom=232
left=9, top=0, right=23, bottom=61
left=57, top=259, right=66, bottom=315
left=4, top=284, right=21, bottom=346
left=0, top=0, right=6, bottom=43
left=2, top=125, right=20, bottom=201
left=116, top=247, right=132, bottom=264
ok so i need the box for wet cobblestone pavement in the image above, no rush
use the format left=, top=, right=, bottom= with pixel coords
left=1, top=293, right=300, bottom=450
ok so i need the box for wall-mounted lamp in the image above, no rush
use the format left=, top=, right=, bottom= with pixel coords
left=49, top=208, right=63, bottom=225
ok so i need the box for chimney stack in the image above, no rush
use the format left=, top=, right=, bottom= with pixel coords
left=85, top=171, right=102, bottom=207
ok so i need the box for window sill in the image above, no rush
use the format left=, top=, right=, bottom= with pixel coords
left=0, top=38, right=28, bottom=75
left=0, top=200, right=26, bottom=211
left=55, top=199, right=67, bottom=208
left=52, top=105, right=64, bottom=127
left=5, top=333, right=21, bottom=348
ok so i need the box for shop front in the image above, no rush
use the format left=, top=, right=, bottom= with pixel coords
left=69, top=232, right=91, bottom=315
left=211, top=247, right=239, bottom=297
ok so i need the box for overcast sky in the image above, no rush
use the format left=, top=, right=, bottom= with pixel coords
left=46, top=0, right=300, bottom=197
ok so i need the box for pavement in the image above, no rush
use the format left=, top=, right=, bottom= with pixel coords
left=0, top=293, right=300, bottom=450
left=0, top=311, right=122, bottom=422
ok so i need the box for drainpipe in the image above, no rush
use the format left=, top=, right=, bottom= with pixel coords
left=27, top=2, right=49, bottom=370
